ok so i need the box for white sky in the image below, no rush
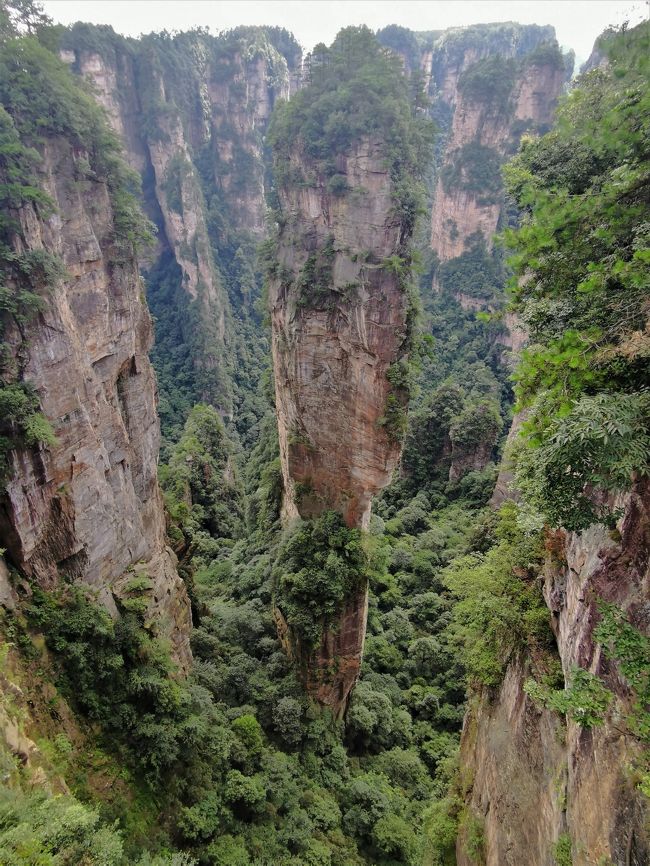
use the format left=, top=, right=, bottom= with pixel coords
left=41, top=1, right=648, bottom=66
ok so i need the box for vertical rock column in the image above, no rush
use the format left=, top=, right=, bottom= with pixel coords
left=268, top=138, right=413, bottom=715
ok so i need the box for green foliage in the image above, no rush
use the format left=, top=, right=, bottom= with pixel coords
left=458, top=56, right=517, bottom=109
left=523, top=42, right=568, bottom=72
left=327, top=173, right=348, bottom=196
left=0, top=16, right=600, bottom=866
left=379, top=393, right=410, bottom=443
left=25, top=586, right=197, bottom=782
left=296, top=235, right=337, bottom=308
left=503, top=21, right=650, bottom=529
left=274, top=511, right=368, bottom=649
left=524, top=668, right=613, bottom=728
left=0, top=785, right=126, bottom=866
left=397, top=373, right=504, bottom=505
left=421, top=794, right=460, bottom=866
left=594, top=604, right=650, bottom=743
left=159, top=403, right=244, bottom=559
left=434, top=22, right=556, bottom=69
left=59, top=21, right=132, bottom=61
left=436, top=232, right=505, bottom=299
left=161, top=154, right=189, bottom=215
left=376, top=25, right=422, bottom=72
left=0, top=382, right=56, bottom=479
left=0, top=21, right=156, bottom=478
left=514, top=392, right=650, bottom=531
left=0, top=0, right=51, bottom=40
left=449, top=400, right=503, bottom=450
left=441, top=141, right=503, bottom=204
left=553, top=833, right=573, bottom=866
left=271, top=26, right=432, bottom=175
left=0, top=35, right=153, bottom=253
left=461, top=812, right=485, bottom=864
left=269, top=26, right=434, bottom=253
left=442, top=504, right=550, bottom=688
left=525, top=604, right=649, bottom=796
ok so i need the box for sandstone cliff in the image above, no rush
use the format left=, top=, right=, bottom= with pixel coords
left=61, top=27, right=299, bottom=423
left=270, top=139, right=409, bottom=530
left=421, top=25, right=570, bottom=309
left=0, top=133, right=192, bottom=670
left=269, top=136, right=413, bottom=713
left=379, top=23, right=571, bottom=286
left=457, top=484, right=649, bottom=866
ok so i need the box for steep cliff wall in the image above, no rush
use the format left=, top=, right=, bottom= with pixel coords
left=0, top=72, right=192, bottom=668
left=454, top=23, right=650, bottom=858
left=458, top=482, right=650, bottom=866
left=61, top=26, right=300, bottom=428
left=269, top=137, right=411, bottom=713
left=429, top=45, right=565, bottom=259
left=270, top=138, right=409, bottom=530
left=421, top=26, right=570, bottom=310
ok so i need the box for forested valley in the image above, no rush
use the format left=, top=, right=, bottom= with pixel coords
left=0, top=2, right=648, bottom=864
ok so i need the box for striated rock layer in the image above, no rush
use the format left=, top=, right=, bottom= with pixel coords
left=458, top=480, right=650, bottom=865
left=269, top=138, right=411, bottom=714
left=429, top=56, right=566, bottom=267
left=61, top=31, right=297, bottom=415
left=0, top=136, right=192, bottom=671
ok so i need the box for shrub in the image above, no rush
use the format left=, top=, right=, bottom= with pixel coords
left=273, top=511, right=368, bottom=649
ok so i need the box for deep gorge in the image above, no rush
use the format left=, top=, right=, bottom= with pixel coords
left=0, top=4, right=648, bottom=865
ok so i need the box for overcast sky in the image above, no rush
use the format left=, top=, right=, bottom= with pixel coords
left=41, top=1, right=648, bottom=66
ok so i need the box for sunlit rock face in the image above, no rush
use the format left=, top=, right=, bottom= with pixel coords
left=0, top=135, right=192, bottom=671
left=269, top=137, right=412, bottom=716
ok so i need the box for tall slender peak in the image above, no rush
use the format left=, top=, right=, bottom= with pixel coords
left=266, top=27, right=433, bottom=715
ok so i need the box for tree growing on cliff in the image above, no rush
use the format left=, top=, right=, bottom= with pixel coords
left=268, top=24, right=434, bottom=234
left=0, top=0, right=50, bottom=40
left=503, top=21, right=650, bottom=530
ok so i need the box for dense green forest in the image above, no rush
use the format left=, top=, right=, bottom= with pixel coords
left=0, top=1, right=648, bottom=864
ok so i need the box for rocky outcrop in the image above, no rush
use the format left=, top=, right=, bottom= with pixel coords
left=269, top=138, right=412, bottom=713
left=270, top=140, right=409, bottom=530
left=431, top=54, right=565, bottom=262
left=0, top=136, right=192, bottom=671
left=424, top=26, right=569, bottom=309
left=430, top=56, right=565, bottom=263
left=448, top=436, right=494, bottom=484
left=458, top=661, right=566, bottom=866
left=62, top=28, right=298, bottom=417
left=61, top=24, right=300, bottom=426
left=543, top=482, right=650, bottom=865
left=458, top=481, right=650, bottom=865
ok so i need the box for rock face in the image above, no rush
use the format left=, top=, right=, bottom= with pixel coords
left=0, top=136, right=192, bottom=671
left=458, top=661, right=566, bottom=866
left=420, top=26, right=569, bottom=309
left=269, top=138, right=412, bottom=713
left=61, top=30, right=298, bottom=417
left=271, top=140, right=408, bottom=530
left=429, top=60, right=565, bottom=266
left=458, top=481, right=650, bottom=865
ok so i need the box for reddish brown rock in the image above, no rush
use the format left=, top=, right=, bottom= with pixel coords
left=430, top=59, right=565, bottom=268
left=269, top=138, right=411, bottom=714
left=270, top=139, right=408, bottom=531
